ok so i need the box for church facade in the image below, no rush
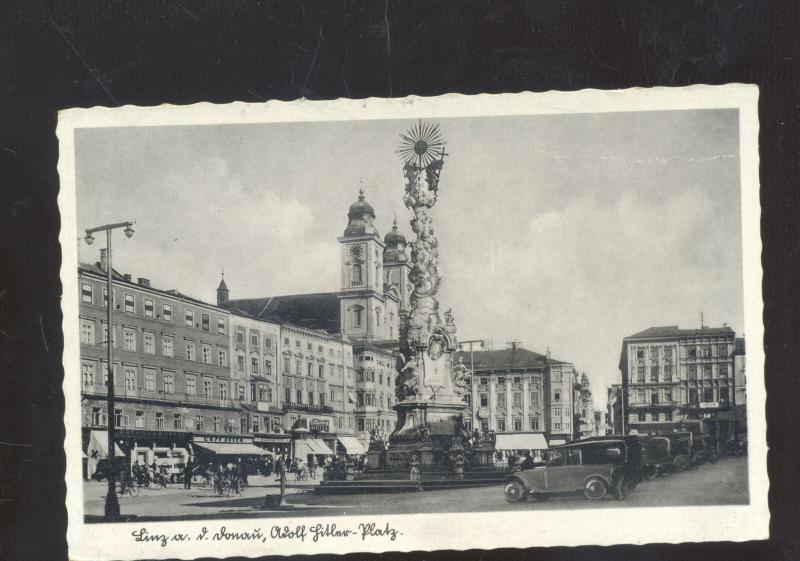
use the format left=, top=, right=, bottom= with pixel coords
left=219, top=190, right=410, bottom=445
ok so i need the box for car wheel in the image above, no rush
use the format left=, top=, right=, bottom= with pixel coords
left=645, top=466, right=659, bottom=480
left=614, top=476, right=630, bottom=500
left=504, top=480, right=528, bottom=503
left=584, top=477, right=608, bottom=500
left=673, top=455, right=690, bottom=472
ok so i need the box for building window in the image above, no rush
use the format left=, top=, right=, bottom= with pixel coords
left=664, top=364, right=672, bottom=381
left=353, top=306, right=363, bottom=327
left=636, top=349, right=644, bottom=359
left=553, top=407, right=561, bottom=417
left=218, top=348, right=227, bottom=367
left=251, top=332, right=259, bottom=348
left=186, top=376, right=196, bottom=396
left=513, top=417, right=522, bottom=431
left=144, top=369, right=155, bottom=391
left=295, top=339, right=300, bottom=348
left=203, top=379, right=212, bottom=398
left=352, top=264, right=363, bottom=286
left=688, top=347, right=697, bottom=359
left=123, top=328, right=136, bottom=351
left=144, top=299, right=154, bottom=317
left=688, top=365, right=697, bottom=381
left=636, top=366, right=645, bottom=383
left=496, top=392, right=506, bottom=409
left=357, top=418, right=365, bottom=432
left=295, top=360, right=301, bottom=375
left=251, top=415, right=260, bottom=433
left=236, top=353, right=245, bottom=372
left=284, top=388, right=291, bottom=404
left=650, top=364, right=659, bottom=382
left=155, top=412, right=164, bottom=429
left=553, top=390, right=561, bottom=402
left=173, top=414, right=182, bottom=430
left=142, top=331, right=155, bottom=354
left=115, top=408, right=127, bottom=428
left=162, top=303, right=172, bottom=322
left=213, top=416, right=220, bottom=432
left=236, top=330, right=245, bottom=345
left=124, top=293, right=135, bottom=313
left=164, top=372, right=174, bottom=394
left=101, top=322, right=115, bottom=348
left=217, top=318, right=225, bottom=334
left=250, top=383, right=257, bottom=401
left=251, top=357, right=259, bottom=374
left=703, top=363, right=712, bottom=380
left=296, top=389, right=302, bottom=404
left=264, top=359, right=272, bottom=375
left=703, top=388, right=714, bottom=402
left=307, top=362, right=313, bottom=377
left=375, top=307, right=381, bottom=326
left=196, top=415, right=204, bottom=432
left=219, top=382, right=227, bottom=400
left=80, top=319, right=95, bottom=345
left=530, top=390, right=539, bottom=404
left=718, top=343, right=728, bottom=357
left=529, top=415, right=540, bottom=431
left=720, top=387, right=730, bottom=402
left=162, top=335, right=173, bottom=357
left=497, top=418, right=506, bottom=432
left=637, top=411, right=646, bottom=422
left=81, top=283, right=93, bottom=303
left=185, top=341, right=196, bottom=361
left=664, top=411, right=672, bottom=421
left=184, top=309, right=194, bottom=327
left=134, top=410, right=144, bottom=428
left=357, top=393, right=364, bottom=406
left=664, top=347, right=672, bottom=359
left=91, top=407, right=105, bottom=426
left=513, top=392, right=522, bottom=408
left=308, top=391, right=315, bottom=405
left=689, top=389, right=699, bottom=404
left=125, top=368, right=136, bottom=391
left=202, top=344, right=211, bottom=364
left=81, top=362, right=95, bottom=388
left=718, top=364, right=728, bottom=379
left=651, top=390, right=659, bottom=405
left=199, top=313, right=209, bottom=331
left=480, top=393, right=488, bottom=407
left=319, top=364, right=325, bottom=378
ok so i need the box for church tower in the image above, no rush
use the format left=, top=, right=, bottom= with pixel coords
left=338, top=189, right=387, bottom=341
left=216, top=272, right=229, bottom=306
left=383, top=216, right=411, bottom=313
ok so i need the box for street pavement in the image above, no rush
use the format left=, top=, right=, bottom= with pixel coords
left=84, top=456, right=748, bottom=521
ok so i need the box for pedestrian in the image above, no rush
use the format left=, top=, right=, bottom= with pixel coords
left=309, top=456, right=317, bottom=479
left=240, top=459, right=249, bottom=487
left=183, top=459, right=193, bottom=489
left=409, top=454, right=420, bottom=482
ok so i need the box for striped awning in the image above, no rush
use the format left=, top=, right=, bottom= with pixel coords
left=305, top=438, right=334, bottom=455
left=193, top=441, right=272, bottom=456
left=337, top=435, right=367, bottom=455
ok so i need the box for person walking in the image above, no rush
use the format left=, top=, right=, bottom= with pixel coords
left=183, top=459, right=193, bottom=489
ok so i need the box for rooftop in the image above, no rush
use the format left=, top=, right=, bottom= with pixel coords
left=221, top=292, right=341, bottom=334
left=624, top=325, right=735, bottom=340
left=455, top=347, right=567, bottom=371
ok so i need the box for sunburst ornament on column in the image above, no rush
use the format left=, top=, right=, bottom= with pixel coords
left=397, top=120, right=446, bottom=168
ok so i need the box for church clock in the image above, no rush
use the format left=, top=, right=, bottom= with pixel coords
left=350, top=243, right=364, bottom=260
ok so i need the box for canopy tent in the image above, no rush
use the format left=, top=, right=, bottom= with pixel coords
left=494, top=433, right=548, bottom=451
left=294, top=438, right=334, bottom=458
left=88, top=430, right=125, bottom=458
left=193, top=441, right=272, bottom=457
left=336, top=435, right=367, bottom=455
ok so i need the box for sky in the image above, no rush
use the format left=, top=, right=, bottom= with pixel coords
left=74, top=108, right=744, bottom=411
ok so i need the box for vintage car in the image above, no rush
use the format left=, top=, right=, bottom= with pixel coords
left=503, top=437, right=643, bottom=502
left=661, top=431, right=694, bottom=472
left=689, top=434, right=719, bottom=466
left=640, top=436, right=673, bottom=479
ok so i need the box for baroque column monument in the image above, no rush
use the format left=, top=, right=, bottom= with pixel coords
left=368, top=122, right=473, bottom=475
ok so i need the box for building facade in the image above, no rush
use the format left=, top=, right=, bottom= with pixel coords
left=79, top=256, right=242, bottom=477
left=618, top=325, right=738, bottom=435
left=456, top=346, right=577, bottom=446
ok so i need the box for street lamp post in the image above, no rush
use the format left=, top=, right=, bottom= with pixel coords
left=84, top=221, right=134, bottom=518
left=458, top=339, right=485, bottom=430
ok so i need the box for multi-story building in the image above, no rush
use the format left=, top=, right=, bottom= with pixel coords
left=619, top=324, right=737, bottom=435
left=79, top=252, right=246, bottom=477
left=733, top=337, right=746, bottom=406
left=456, top=345, right=577, bottom=448
left=218, top=191, right=405, bottom=447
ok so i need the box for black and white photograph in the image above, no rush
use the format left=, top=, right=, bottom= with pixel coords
left=58, top=87, right=766, bottom=559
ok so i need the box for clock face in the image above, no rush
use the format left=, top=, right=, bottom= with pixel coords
left=350, top=244, right=364, bottom=259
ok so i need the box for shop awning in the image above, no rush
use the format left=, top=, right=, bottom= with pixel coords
left=305, top=438, right=334, bottom=455
left=193, top=441, right=272, bottom=456
left=89, top=430, right=124, bottom=458
left=337, top=435, right=367, bottom=455
left=495, top=433, right=548, bottom=450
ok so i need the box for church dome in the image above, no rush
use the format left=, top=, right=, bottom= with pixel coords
left=344, top=189, right=378, bottom=236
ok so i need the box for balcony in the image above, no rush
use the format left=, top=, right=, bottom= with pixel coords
left=282, top=402, right=333, bottom=414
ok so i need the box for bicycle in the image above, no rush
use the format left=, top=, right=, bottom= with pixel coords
left=115, top=480, right=140, bottom=498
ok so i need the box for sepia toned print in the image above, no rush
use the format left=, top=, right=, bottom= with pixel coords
left=59, top=86, right=766, bottom=559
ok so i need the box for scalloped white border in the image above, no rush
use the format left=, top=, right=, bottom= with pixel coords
left=58, top=86, right=766, bottom=561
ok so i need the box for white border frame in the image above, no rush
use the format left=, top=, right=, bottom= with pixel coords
left=58, top=85, right=766, bottom=560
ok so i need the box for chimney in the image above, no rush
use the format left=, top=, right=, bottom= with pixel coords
left=138, top=278, right=151, bottom=288
left=99, top=248, right=108, bottom=272
left=123, top=273, right=132, bottom=282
